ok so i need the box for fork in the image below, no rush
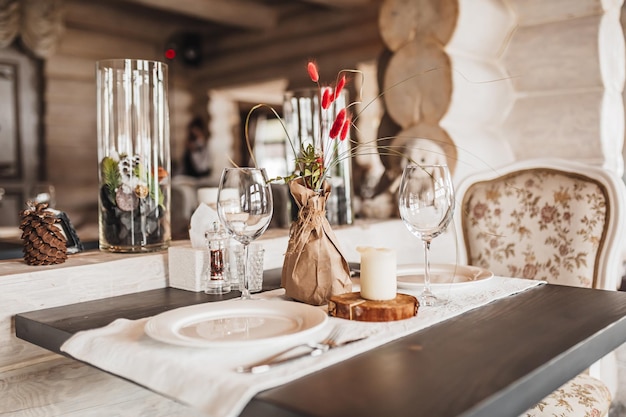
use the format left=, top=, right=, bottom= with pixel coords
left=236, top=327, right=364, bottom=374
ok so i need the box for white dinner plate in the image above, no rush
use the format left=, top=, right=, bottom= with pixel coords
left=144, top=300, right=328, bottom=348
left=396, top=264, right=494, bottom=290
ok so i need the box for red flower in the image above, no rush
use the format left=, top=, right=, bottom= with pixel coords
left=307, top=62, right=319, bottom=83
left=334, top=74, right=346, bottom=100
left=329, top=108, right=346, bottom=139
left=340, top=116, right=351, bottom=141
left=321, top=87, right=332, bottom=109
left=244, top=60, right=365, bottom=192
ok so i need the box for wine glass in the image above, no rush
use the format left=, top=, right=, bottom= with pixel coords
left=398, top=164, right=455, bottom=306
left=217, top=168, right=273, bottom=300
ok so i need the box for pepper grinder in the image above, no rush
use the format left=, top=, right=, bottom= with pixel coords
left=204, top=222, right=231, bottom=294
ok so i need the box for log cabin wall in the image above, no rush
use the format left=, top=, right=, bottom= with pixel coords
left=500, top=0, right=625, bottom=175
left=323, top=0, right=626, bottom=219
left=377, top=0, right=625, bottom=193
left=442, top=0, right=516, bottom=181
left=2, top=0, right=626, bottom=229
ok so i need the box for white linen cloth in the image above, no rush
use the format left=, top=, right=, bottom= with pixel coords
left=61, top=276, right=543, bottom=417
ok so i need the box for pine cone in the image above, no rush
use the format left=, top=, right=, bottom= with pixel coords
left=19, top=202, right=68, bottom=265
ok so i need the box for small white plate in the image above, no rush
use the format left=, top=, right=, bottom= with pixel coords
left=144, top=300, right=328, bottom=348
left=396, top=264, right=494, bottom=290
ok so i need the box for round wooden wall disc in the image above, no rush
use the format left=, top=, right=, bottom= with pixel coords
left=391, top=124, right=458, bottom=175
left=379, top=0, right=459, bottom=51
left=383, top=39, right=452, bottom=128
left=328, top=292, right=419, bottom=322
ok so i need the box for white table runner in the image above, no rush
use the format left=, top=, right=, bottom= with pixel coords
left=61, top=277, right=543, bottom=417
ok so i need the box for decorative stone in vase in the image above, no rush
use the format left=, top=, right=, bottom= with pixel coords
left=96, top=59, right=171, bottom=253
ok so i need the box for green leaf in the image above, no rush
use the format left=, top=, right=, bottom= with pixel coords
left=101, top=156, right=122, bottom=206
left=101, top=157, right=121, bottom=191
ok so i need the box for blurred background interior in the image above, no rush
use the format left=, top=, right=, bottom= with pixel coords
left=2, top=0, right=626, bottom=257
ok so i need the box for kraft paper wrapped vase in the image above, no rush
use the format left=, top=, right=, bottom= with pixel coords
left=281, top=179, right=352, bottom=306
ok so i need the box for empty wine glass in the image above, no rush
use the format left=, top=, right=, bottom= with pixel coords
left=398, top=164, right=455, bottom=306
left=217, top=168, right=273, bottom=300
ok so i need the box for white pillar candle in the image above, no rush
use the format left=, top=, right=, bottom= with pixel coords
left=357, top=246, right=397, bottom=301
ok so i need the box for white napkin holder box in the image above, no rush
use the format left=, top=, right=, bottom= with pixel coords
left=168, top=245, right=207, bottom=292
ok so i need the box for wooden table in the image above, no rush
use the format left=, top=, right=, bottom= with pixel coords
left=15, top=269, right=626, bottom=417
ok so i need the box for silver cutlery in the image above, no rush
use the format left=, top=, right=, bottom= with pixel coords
left=236, top=327, right=367, bottom=373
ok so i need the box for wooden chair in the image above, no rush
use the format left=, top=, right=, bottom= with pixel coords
left=454, top=158, right=626, bottom=416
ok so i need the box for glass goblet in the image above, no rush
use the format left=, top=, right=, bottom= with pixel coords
left=398, top=164, right=455, bottom=306
left=217, top=168, right=273, bottom=300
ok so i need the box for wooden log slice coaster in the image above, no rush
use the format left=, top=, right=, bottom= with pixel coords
left=328, top=292, right=419, bottom=322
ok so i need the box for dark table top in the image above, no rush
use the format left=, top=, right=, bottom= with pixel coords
left=15, top=270, right=626, bottom=417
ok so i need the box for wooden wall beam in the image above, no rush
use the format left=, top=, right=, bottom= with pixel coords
left=206, top=5, right=379, bottom=53
left=301, top=0, right=381, bottom=7
left=194, top=7, right=382, bottom=89
left=113, top=0, right=279, bottom=30
left=65, top=0, right=179, bottom=43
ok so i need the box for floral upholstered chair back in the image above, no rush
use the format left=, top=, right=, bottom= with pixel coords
left=457, top=159, right=626, bottom=290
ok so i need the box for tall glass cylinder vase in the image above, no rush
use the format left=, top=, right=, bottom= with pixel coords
left=283, top=89, right=353, bottom=225
left=96, top=59, right=171, bottom=252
